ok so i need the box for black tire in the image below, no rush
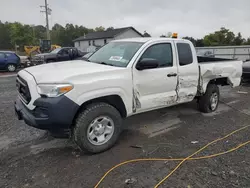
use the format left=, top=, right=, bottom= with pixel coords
left=6, top=64, right=16, bottom=72
left=198, top=84, right=220, bottom=113
left=73, top=102, right=122, bottom=154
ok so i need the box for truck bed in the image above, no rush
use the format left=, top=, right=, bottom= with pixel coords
left=197, top=56, right=235, bottom=63
left=198, top=60, right=242, bottom=93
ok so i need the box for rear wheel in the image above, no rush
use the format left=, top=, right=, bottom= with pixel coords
left=6, top=64, right=16, bottom=72
left=198, top=84, right=220, bottom=113
left=73, top=102, right=122, bottom=154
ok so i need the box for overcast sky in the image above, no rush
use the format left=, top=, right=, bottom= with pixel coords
left=1, top=0, right=250, bottom=38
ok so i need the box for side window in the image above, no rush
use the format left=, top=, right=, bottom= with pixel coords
left=140, top=43, right=173, bottom=67
left=60, top=49, right=69, bottom=55
left=72, top=48, right=78, bottom=56
left=177, top=43, right=193, bottom=66
left=6, top=53, right=16, bottom=58
left=0, top=53, right=5, bottom=58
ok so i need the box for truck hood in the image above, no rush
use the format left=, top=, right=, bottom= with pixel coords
left=24, top=60, right=124, bottom=83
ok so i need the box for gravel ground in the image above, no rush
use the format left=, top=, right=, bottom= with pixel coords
left=0, top=76, right=250, bottom=188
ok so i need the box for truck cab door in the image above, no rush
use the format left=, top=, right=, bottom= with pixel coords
left=175, top=42, right=199, bottom=103
left=132, top=42, right=178, bottom=113
left=72, top=48, right=78, bottom=59
left=57, top=49, right=70, bottom=61
left=0, top=53, right=7, bottom=69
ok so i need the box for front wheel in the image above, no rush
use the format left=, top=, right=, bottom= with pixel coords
left=6, top=64, right=16, bottom=72
left=73, top=102, right=122, bottom=154
left=198, top=84, right=220, bottom=113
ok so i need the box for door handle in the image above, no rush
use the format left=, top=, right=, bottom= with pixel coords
left=167, top=73, right=177, bottom=77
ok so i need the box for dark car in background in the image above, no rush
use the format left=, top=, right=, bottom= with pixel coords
left=242, top=60, right=250, bottom=81
left=0, top=51, right=20, bottom=72
left=76, top=52, right=93, bottom=61
left=32, top=47, right=85, bottom=64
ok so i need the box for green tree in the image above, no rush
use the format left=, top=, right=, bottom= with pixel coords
left=233, top=32, right=245, bottom=45
left=106, top=27, right=114, bottom=31
left=244, top=38, right=250, bottom=45
left=9, top=22, right=34, bottom=48
left=196, top=39, right=204, bottom=47
left=203, top=27, right=235, bottom=46
left=95, top=26, right=105, bottom=32
left=182, top=37, right=204, bottom=47
left=183, top=36, right=196, bottom=46
left=0, top=21, right=12, bottom=49
left=51, top=23, right=66, bottom=46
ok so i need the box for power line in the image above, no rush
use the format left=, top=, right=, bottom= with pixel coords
left=40, top=0, right=52, bottom=40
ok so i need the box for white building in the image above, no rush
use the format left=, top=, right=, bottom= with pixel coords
left=73, top=27, right=143, bottom=52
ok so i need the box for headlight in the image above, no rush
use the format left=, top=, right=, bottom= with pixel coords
left=37, top=84, right=74, bottom=97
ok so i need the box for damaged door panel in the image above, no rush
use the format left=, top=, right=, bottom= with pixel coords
left=175, top=41, right=199, bottom=103
left=132, top=41, right=178, bottom=113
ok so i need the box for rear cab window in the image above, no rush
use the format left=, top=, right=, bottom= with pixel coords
left=177, top=43, right=193, bottom=66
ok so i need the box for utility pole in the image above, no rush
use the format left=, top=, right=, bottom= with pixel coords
left=40, top=0, right=52, bottom=40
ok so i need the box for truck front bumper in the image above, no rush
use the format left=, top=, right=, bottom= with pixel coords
left=14, top=96, right=79, bottom=131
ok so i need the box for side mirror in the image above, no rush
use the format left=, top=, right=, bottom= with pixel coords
left=136, top=58, right=159, bottom=70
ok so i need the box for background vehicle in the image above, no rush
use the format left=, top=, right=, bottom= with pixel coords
left=76, top=52, right=93, bottom=61
left=242, top=60, right=250, bottom=81
left=32, top=47, right=84, bottom=64
left=0, top=51, right=20, bottom=72
left=15, top=38, right=242, bottom=154
left=24, top=39, right=61, bottom=57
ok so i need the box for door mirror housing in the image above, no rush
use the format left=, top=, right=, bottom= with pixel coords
left=136, top=58, right=159, bottom=70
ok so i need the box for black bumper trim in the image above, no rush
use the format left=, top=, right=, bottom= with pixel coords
left=15, top=96, right=79, bottom=131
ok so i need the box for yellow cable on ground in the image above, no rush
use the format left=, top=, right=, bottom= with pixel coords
left=154, top=124, right=250, bottom=187
left=154, top=140, right=250, bottom=187
left=94, top=124, right=250, bottom=188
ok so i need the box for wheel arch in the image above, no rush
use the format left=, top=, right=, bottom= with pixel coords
left=72, top=94, right=128, bottom=128
left=201, top=77, right=229, bottom=94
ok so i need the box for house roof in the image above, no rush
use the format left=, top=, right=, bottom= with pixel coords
left=73, top=27, right=143, bottom=42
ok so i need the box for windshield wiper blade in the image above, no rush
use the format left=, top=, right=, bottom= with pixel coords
left=98, top=62, right=114, bottom=66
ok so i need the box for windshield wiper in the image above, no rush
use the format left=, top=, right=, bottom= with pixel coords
left=97, top=62, right=114, bottom=66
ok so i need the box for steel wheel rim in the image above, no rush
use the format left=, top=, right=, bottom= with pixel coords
left=210, top=92, right=218, bottom=110
left=87, top=116, right=115, bottom=146
left=8, top=65, right=15, bottom=71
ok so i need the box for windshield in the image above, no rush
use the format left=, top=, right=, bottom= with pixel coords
left=50, top=48, right=62, bottom=54
left=83, top=52, right=93, bottom=58
left=88, top=42, right=143, bottom=67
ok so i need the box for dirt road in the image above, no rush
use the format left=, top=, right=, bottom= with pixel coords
left=1, top=76, right=250, bottom=188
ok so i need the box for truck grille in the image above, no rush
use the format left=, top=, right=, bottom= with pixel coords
left=16, top=75, right=31, bottom=104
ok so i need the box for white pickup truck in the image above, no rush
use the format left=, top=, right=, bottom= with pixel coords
left=15, top=38, right=242, bottom=153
